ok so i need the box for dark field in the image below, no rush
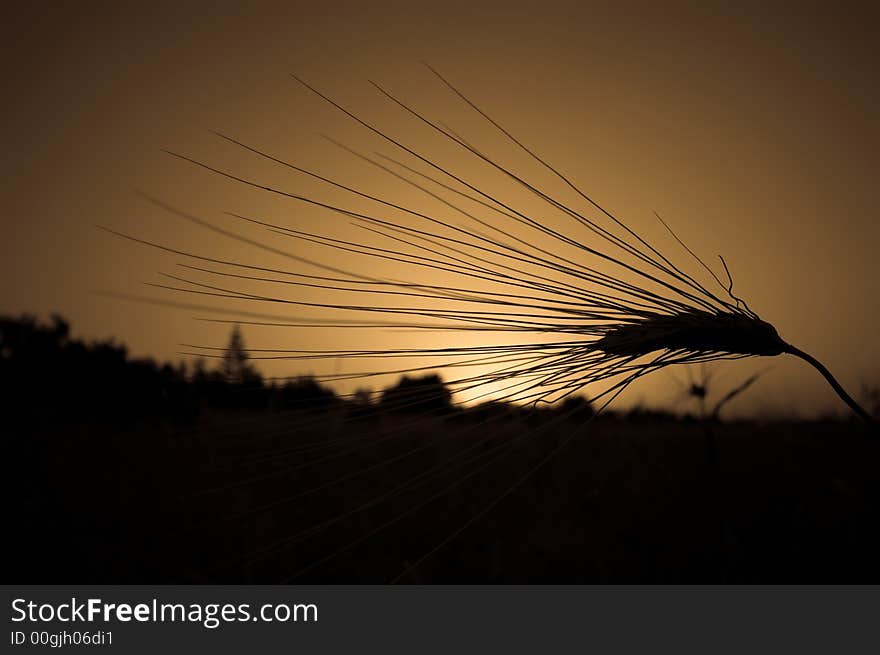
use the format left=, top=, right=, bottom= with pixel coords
left=8, top=406, right=879, bottom=583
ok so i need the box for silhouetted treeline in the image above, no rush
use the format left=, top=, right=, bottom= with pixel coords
left=0, top=314, right=600, bottom=425
left=1, top=314, right=198, bottom=424
left=1, top=314, right=273, bottom=423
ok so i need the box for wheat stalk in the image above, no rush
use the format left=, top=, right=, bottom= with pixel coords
left=109, top=66, right=874, bottom=425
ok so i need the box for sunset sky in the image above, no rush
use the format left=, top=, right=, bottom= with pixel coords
left=3, top=1, right=878, bottom=417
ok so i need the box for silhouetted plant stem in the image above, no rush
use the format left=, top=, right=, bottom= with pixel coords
left=784, top=344, right=875, bottom=425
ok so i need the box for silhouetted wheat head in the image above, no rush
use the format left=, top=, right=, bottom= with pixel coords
left=104, top=65, right=873, bottom=424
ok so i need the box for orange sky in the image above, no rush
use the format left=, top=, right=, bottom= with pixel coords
left=3, top=1, right=878, bottom=417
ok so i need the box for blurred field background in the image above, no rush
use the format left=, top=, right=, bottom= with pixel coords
left=5, top=315, right=878, bottom=584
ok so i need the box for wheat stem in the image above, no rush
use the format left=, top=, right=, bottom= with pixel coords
left=783, top=344, right=875, bottom=424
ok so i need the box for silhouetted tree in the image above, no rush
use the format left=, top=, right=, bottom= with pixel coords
left=353, top=388, right=373, bottom=405
left=559, top=394, right=595, bottom=422
left=221, top=324, right=259, bottom=385
left=346, top=387, right=377, bottom=420
left=380, top=374, right=452, bottom=415
left=274, top=376, right=337, bottom=411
